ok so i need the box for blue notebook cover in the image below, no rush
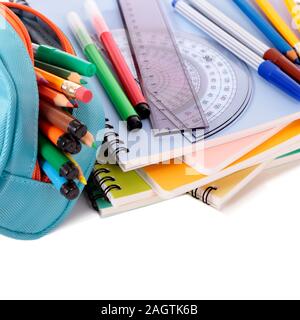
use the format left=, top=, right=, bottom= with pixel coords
left=29, top=0, right=300, bottom=171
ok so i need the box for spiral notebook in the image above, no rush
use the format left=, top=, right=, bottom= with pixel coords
left=190, top=146, right=300, bottom=209
left=189, top=163, right=269, bottom=210
left=29, top=0, right=300, bottom=172
left=141, top=120, right=300, bottom=199
left=86, top=144, right=300, bottom=216
left=87, top=146, right=300, bottom=216
left=92, top=163, right=153, bottom=207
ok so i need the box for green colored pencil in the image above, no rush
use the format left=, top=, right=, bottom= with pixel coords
left=35, top=60, right=88, bottom=85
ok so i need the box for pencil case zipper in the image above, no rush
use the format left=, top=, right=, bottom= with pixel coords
left=2, top=2, right=78, bottom=182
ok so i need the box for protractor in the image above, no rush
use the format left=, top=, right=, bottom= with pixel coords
left=112, top=29, right=252, bottom=140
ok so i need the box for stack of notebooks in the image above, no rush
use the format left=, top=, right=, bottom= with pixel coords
left=29, top=0, right=300, bottom=217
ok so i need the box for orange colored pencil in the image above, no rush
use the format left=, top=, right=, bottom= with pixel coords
left=39, top=85, right=75, bottom=108
left=35, top=67, right=93, bottom=103
left=36, top=71, right=49, bottom=85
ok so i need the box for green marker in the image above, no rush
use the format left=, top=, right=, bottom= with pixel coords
left=38, top=134, right=79, bottom=180
left=67, top=12, right=142, bottom=131
left=32, top=43, right=96, bottom=77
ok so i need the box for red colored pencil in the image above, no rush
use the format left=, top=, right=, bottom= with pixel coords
left=39, top=85, right=75, bottom=108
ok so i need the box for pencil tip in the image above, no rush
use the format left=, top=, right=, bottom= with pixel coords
left=80, top=178, right=88, bottom=186
left=66, top=101, right=75, bottom=108
left=80, top=79, right=88, bottom=85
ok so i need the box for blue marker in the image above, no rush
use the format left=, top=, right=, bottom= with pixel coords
left=41, top=160, right=80, bottom=200
left=233, top=0, right=300, bottom=64
left=173, top=0, right=300, bottom=101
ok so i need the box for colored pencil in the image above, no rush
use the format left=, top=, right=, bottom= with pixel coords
left=36, top=70, right=49, bottom=85
left=39, top=100, right=88, bottom=139
left=190, top=0, right=300, bottom=84
left=172, top=0, right=300, bottom=101
left=35, top=67, right=93, bottom=103
left=233, top=0, right=299, bottom=64
left=81, top=131, right=96, bottom=149
left=85, top=0, right=150, bottom=119
left=65, top=153, right=87, bottom=185
left=35, top=60, right=87, bottom=85
left=284, top=0, right=300, bottom=31
left=255, top=0, right=300, bottom=57
left=38, top=85, right=75, bottom=108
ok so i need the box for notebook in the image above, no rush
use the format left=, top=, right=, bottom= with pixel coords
left=91, top=163, right=153, bottom=207
left=190, top=145, right=300, bottom=209
left=189, top=162, right=270, bottom=209
left=141, top=120, right=300, bottom=198
left=86, top=186, right=162, bottom=218
left=29, top=0, right=300, bottom=172
left=183, top=124, right=287, bottom=175
left=106, top=29, right=289, bottom=175
left=86, top=144, right=300, bottom=217
left=268, top=147, right=300, bottom=168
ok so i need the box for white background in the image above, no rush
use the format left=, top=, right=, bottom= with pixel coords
left=0, top=0, right=299, bottom=302
left=1, top=162, right=300, bottom=300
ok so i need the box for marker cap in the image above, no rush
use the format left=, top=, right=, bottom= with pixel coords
left=61, top=181, right=80, bottom=200
left=60, top=162, right=80, bottom=180
left=84, top=0, right=109, bottom=37
left=258, top=60, right=300, bottom=101
left=68, top=119, right=88, bottom=139
left=68, top=12, right=94, bottom=49
left=127, top=115, right=143, bottom=131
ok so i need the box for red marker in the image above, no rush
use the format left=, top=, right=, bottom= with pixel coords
left=84, top=0, right=150, bottom=119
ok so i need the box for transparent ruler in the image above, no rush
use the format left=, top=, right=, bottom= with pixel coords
left=117, top=0, right=208, bottom=133
left=111, top=30, right=252, bottom=142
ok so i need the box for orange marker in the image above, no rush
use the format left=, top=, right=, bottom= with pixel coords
left=35, top=67, right=93, bottom=103
left=39, top=119, right=82, bottom=154
left=39, top=85, right=75, bottom=108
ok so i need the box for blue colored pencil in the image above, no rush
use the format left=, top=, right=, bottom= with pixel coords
left=233, top=0, right=300, bottom=64
left=41, top=160, right=80, bottom=200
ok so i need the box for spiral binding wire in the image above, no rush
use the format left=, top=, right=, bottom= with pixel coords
left=86, top=177, right=107, bottom=211
left=91, top=166, right=122, bottom=200
left=191, top=186, right=218, bottom=205
left=102, top=118, right=129, bottom=159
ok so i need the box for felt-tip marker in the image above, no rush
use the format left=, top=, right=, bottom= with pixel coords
left=41, top=160, right=80, bottom=200
left=173, top=0, right=300, bottom=101
left=68, top=11, right=142, bottom=131
left=84, top=0, right=150, bottom=120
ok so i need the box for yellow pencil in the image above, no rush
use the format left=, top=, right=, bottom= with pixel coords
left=284, top=0, right=300, bottom=31
left=65, top=153, right=87, bottom=186
left=256, top=0, right=300, bottom=56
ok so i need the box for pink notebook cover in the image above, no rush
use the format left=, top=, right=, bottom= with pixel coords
left=184, top=123, right=288, bottom=175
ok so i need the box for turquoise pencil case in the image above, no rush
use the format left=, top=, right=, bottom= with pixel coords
left=0, top=3, right=105, bottom=240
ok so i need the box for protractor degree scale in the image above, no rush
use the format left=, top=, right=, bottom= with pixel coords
left=112, top=29, right=253, bottom=141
